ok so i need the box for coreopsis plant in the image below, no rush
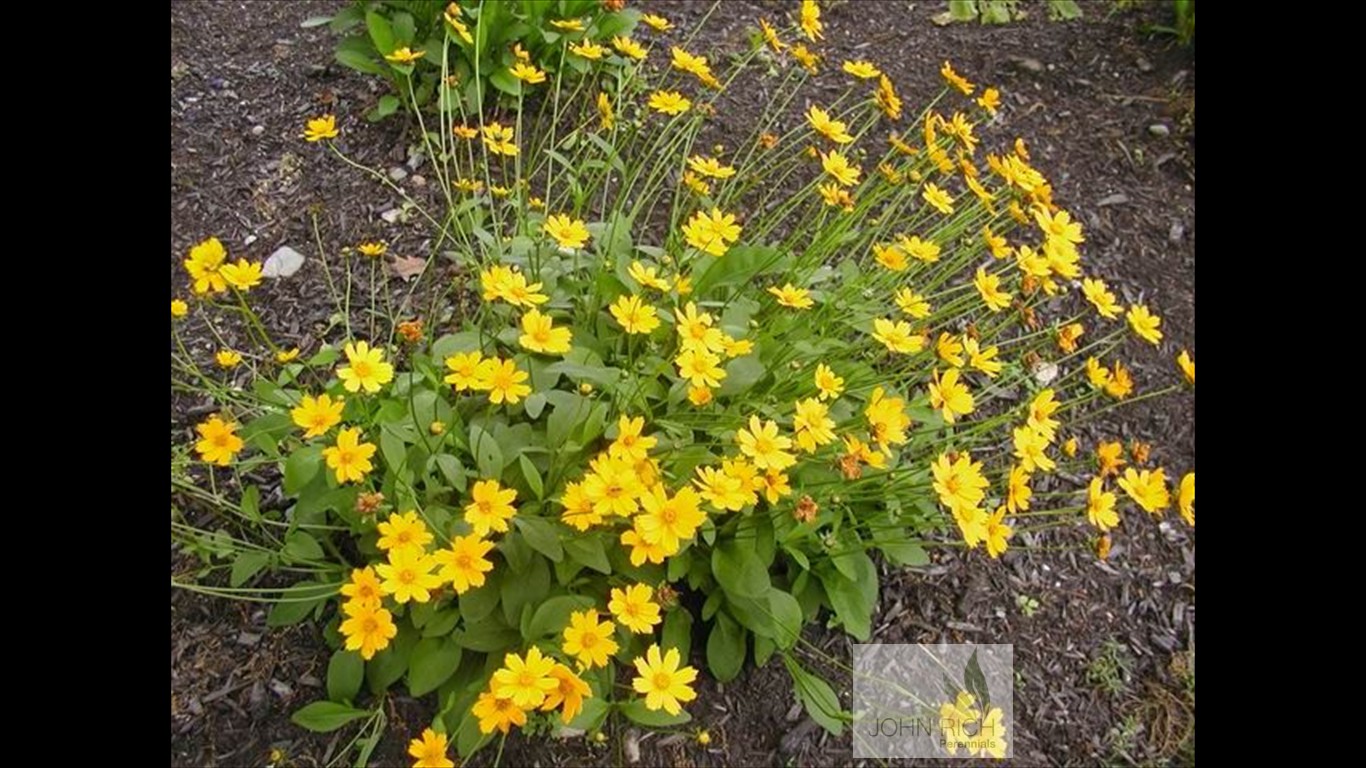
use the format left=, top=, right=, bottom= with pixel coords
left=171, top=2, right=1194, bottom=764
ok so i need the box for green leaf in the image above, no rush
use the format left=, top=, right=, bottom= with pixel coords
left=284, top=531, right=324, bottom=563
left=364, top=10, right=395, bottom=53
left=964, top=648, right=991, bottom=711
left=766, top=589, right=803, bottom=650
left=469, top=424, right=504, bottom=479
left=381, top=428, right=408, bottom=474
left=457, top=572, right=500, bottom=622
left=518, top=454, right=545, bottom=500
left=455, top=705, right=492, bottom=758
left=524, top=392, right=547, bottom=419
left=500, top=553, right=550, bottom=627
left=515, top=516, right=562, bottom=561
left=662, top=608, right=694, bottom=662
left=435, top=453, right=466, bottom=490
left=489, top=67, right=523, bottom=96
left=283, top=446, right=323, bottom=496
left=301, top=15, right=333, bottom=28
left=376, top=94, right=401, bottom=118
left=240, top=484, right=261, bottom=522
left=390, top=11, right=415, bottom=44
left=717, top=355, right=766, bottom=397
left=230, top=551, right=270, bottom=587
left=367, top=624, right=417, bottom=694
left=712, top=541, right=770, bottom=598
left=1047, top=0, right=1083, bottom=20
left=564, top=535, right=611, bottom=574
left=816, top=557, right=877, bottom=642
left=454, top=619, right=521, bottom=652
left=783, top=656, right=846, bottom=736
left=619, top=698, right=691, bottom=727
left=422, top=608, right=461, bottom=638
left=327, top=649, right=364, bottom=702
left=753, top=634, right=776, bottom=667
left=559, top=695, right=610, bottom=735
left=408, top=637, right=463, bottom=697
left=291, top=701, right=370, bottom=733
left=692, top=243, right=788, bottom=296
left=707, top=611, right=745, bottom=682
left=948, top=0, right=980, bottom=21
left=334, top=48, right=384, bottom=75
left=266, top=581, right=330, bottom=627
left=880, top=540, right=930, bottom=567
left=526, top=595, right=597, bottom=639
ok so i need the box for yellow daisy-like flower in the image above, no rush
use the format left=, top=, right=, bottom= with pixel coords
left=290, top=393, right=345, bottom=439
left=550, top=17, right=586, bottom=32
left=669, top=47, right=718, bottom=86
left=792, top=397, right=836, bottom=453
left=648, top=90, right=692, bottom=115
left=337, top=341, right=394, bottom=394
left=473, top=689, right=527, bottom=735
left=636, top=484, right=705, bottom=552
left=819, top=182, right=854, bottom=211
left=559, top=481, right=602, bottom=531
left=171, top=298, right=188, bottom=317
left=1117, top=467, right=1171, bottom=516
left=895, top=288, right=931, bottom=318
left=1027, top=389, right=1061, bottom=442
left=492, top=646, right=559, bottom=709
left=1057, top=322, right=1085, bottom=354
left=1177, top=349, right=1195, bottom=386
left=275, top=347, right=301, bottom=363
left=376, top=509, right=433, bottom=553
left=194, top=415, right=244, bottom=466
left=340, top=566, right=384, bottom=608
left=1126, top=304, right=1164, bottom=345
left=570, top=40, right=606, bottom=59
left=929, top=368, right=975, bottom=424
left=628, top=261, right=673, bottom=291
left=983, top=226, right=1011, bottom=258
left=806, top=105, right=853, bottom=144
left=612, top=35, right=647, bottom=60
left=842, top=60, right=881, bottom=79
left=215, top=349, right=243, bottom=369
left=940, top=60, right=975, bottom=95
left=974, top=267, right=1012, bottom=312
left=964, top=337, right=1003, bottom=377
left=682, top=170, right=711, bottom=196
left=563, top=609, right=619, bottom=670
left=820, top=150, right=861, bottom=187
left=184, top=236, right=228, bottom=295
left=1006, top=465, right=1033, bottom=514
left=1081, top=277, right=1122, bottom=319
left=444, top=4, right=474, bottom=43
left=687, top=385, right=713, bottom=406
left=621, top=523, right=669, bottom=565
left=984, top=506, right=1013, bottom=559
left=814, top=363, right=844, bottom=400
left=302, top=114, right=339, bottom=142
left=872, top=243, right=907, bottom=272
left=936, top=332, right=965, bottom=368
left=219, top=259, right=262, bottom=291
left=681, top=207, right=742, bottom=257
left=791, top=43, right=820, bottom=74
left=1096, top=440, right=1127, bottom=478
left=693, top=465, right=748, bottom=509
left=875, top=74, right=903, bottom=120
left=463, top=479, right=518, bottom=536
left=339, top=601, right=397, bottom=660
left=736, top=415, right=797, bottom=471
left=899, top=235, right=941, bottom=263
left=687, top=155, right=737, bottom=179
left=1086, top=477, right=1119, bottom=531
left=610, top=584, right=663, bottom=633
left=475, top=358, right=532, bottom=404
left=510, top=61, right=546, bottom=84
left=977, top=87, right=1001, bottom=116
left=610, top=294, right=661, bottom=335
left=541, top=663, right=592, bottom=724
left=676, top=347, right=727, bottom=389
left=408, top=728, right=454, bottom=768
left=922, top=183, right=955, bottom=215
left=384, top=47, right=425, bottom=65
left=1104, top=360, right=1134, bottom=400
left=376, top=546, right=441, bottom=604
left=641, top=13, right=672, bottom=31
left=865, top=386, right=912, bottom=449
left=633, top=644, right=698, bottom=715
left=1178, top=472, right=1194, bottom=527
left=759, top=18, right=785, bottom=52
left=768, top=283, right=814, bottom=309
left=519, top=308, right=573, bottom=355
left=872, top=318, right=925, bottom=355
left=481, top=122, right=519, bottom=156
left=1012, top=425, right=1056, bottom=473
left=798, top=0, right=823, bottom=41
left=322, top=427, right=377, bottom=484
left=443, top=350, right=485, bottom=392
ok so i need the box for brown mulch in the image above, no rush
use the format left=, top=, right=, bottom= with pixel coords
left=171, top=1, right=1194, bottom=765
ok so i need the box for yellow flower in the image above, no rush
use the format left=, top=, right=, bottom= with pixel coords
left=510, top=61, right=546, bottom=84
left=940, top=60, right=975, bottom=95
left=408, top=728, right=454, bottom=768
left=736, top=415, right=797, bottom=471
left=932, top=451, right=989, bottom=515
left=384, top=47, right=425, bottom=64
left=1177, top=349, right=1195, bottom=386
left=1015, top=245, right=1050, bottom=279
left=1086, top=477, right=1119, bottom=531
left=806, top=105, right=853, bottom=144
left=889, top=134, right=919, bottom=156
left=632, top=644, right=698, bottom=715
left=376, top=546, right=441, bottom=604
left=681, top=208, right=742, bottom=257
left=636, top=484, right=706, bottom=552
left=1012, top=425, right=1055, bottom=473
left=464, top=479, right=518, bottom=536
left=610, top=584, right=662, bottom=633
left=476, top=358, right=532, bottom=404
left=621, top=522, right=668, bottom=565
left=984, top=506, right=1013, bottom=558
left=541, top=213, right=590, bottom=250
left=842, top=59, right=881, bottom=79
left=814, top=363, right=844, bottom=400
left=759, top=18, right=785, bottom=52
left=481, top=122, right=518, bottom=156
left=691, top=465, right=745, bottom=511
left=674, top=274, right=694, bottom=296
left=570, top=40, right=606, bottom=59
left=583, top=454, right=645, bottom=518
left=1080, top=277, right=1121, bottom=319
left=559, top=481, right=602, bottom=531
left=1178, top=472, right=1194, bottom=526
left=1057, top=322, right=1084, bottom=353
left=171, top=299, right=188, bottom=317
left=1104, top=360, right=1134, bottom=400
left=444, top=4, right=474, bottom=43
left=610, top=294, right=661, bottom=335
left=895, top=288, right=931, bottom=318
left=791, top=43, right=819, bottom=74
left=433, top=533, right=494, bottom=594
left=550, top=17, right=586, bottom=32
left=302, top=114, right=339, bottom=142
left=875, top=74, right=903, bottom=120
left=821, top=150, right=861, bottom=187
left=1126, top=304, right=1164, bottom=345
left=215, top=349, right=242, bottom=369
left=936, top=332, right=965, bottom=368
left=871, top=243, right=907, bottom=272
left=492, top=646, right=558, bottom=709
left=686, top=155, right=736, bottom=179
left=1006, top=465, right=1032, bottom=513
left=184, top=236, right=228, bottom=295
left=338, top=341, right=394, bottom=394
left=676, top=347, right=727, bottom=389
left=1027, top=389, right=1061, bottom=442
left=1085, top=356, right=1111, bottom=389
left=792, top=398, right=836, bottom=453
left=865, top=386, right=912, bottom=448
left=669, top=46, right=719, bottom=87
left=339, top=602, right=397, bottom=660
left=976, top=87, right=1001, bottom=116
left=899, top=235, right=941, bottom=263
left=596, top=92, right=615, bottom=130
left=682, top=170, right=711, bottom=196
left=612, top=35, right=647, bottom=60
left=687, top=385, right=713, bottom=406
left=1118, top=467, right=1171, bottom=516
left=872, top=317, right=925, bottom=355
left=818, top=182, right=854, bottom=210
left=1062, top=436, right=1078, bottom=458
left=340, top=566, right=383, bottom=608
left=541, top=663, right=592, bottom=724
left=219, top=259, right=263, bottom=291
left=964, top=337, right=1003, bottom=377
left=1096, top=440, right=1127, bottom=478
left=628, top=261, right=672, bottom=291
left=473, top=689, right=527, bottom=735
left=1044, top=236, right=1080, bottom=279
left=982, top=228, right=1011, bottom=261
left=1034, top=208, right=1084, bottom=243
left=922, top=182, right=955, bottom=215
left=562, top=609, right=619, bottom=670
left=799, top=0, right=824, bottom=41
left=194, top=415, right=244, bottom=466
left=518, top=308, right=573, bottom=355
left=974, top=267, right=1012, bottom=312
left=323, top=427, right=376, bottom=484
left=443, top=350, right=486, bottom=392
left=929, top=368, right=975, bottom=424
left=291, top=393, right=344, bottom=439
left=452, top=177, right=483, bottom=193
left=648, top=90, right=692, bottom=115
left=276, top=347, right=301, bottom=363
left=768, top=283, right=814, bottom=309
left=642, top=13, right=672, bottom=31
left=610, top=414, right=658, bottom=464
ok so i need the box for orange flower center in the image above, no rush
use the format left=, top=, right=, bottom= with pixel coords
left=351, top=360, right=373, bottom=379
left=652, top=672, right=672, bottom=690
left=398, top=568, right=416, bottom=584
left=580, top=632, right=597, bottom=648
